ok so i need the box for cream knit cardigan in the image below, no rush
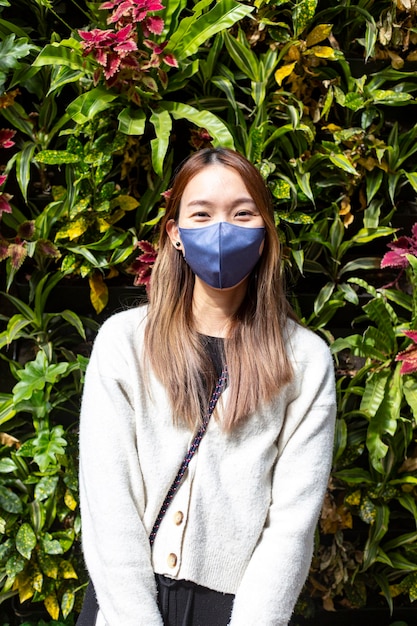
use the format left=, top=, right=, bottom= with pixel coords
left=79, top=306, right=336, bottom=626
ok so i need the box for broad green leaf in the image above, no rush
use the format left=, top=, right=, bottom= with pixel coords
left=0, top=485, right=23, bottom=514
left=329, top=153, right=358, bottom=176
left=372, top=90, right=413, bottom=105
left=159, top=101, right=234, bottom=148
left=13, top=351, right=69, bottom=403
left=117, top=107, right=146, bottom=135
left=0, top=458, right=18, bottom=473
left=42, top=533, right=63, bottom=555
left=150, top=109, right=172, bottom=177
left=166, top=0, right=253, bottom=62
left=35, top=150, right=80, bottom=165
left=16, top=523, right=37, bottom=560
left=33, top=39, right=92, bottom=72
left=67, top=87, right=118, bottom=124
left=5, top=552, right=25, bottom=577
left=363, top=297, right=397, bottom=346
left=32, top=426, right=67, bottom=472
left=35, top=476, right=59, bottom=502
left=333, top=468, right=373, bottom=485
left=360, top=369, right=390, bottom=418
left=367, top=366, right=402, bottom=472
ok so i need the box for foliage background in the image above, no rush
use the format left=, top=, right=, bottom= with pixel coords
left=0, top=0, right=417, bottom=623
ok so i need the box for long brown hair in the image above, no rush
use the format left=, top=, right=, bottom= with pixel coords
left=144, top=148, right=296, bottom=431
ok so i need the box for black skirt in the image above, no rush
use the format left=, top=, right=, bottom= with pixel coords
left=76, top=577, right=234, bottom=626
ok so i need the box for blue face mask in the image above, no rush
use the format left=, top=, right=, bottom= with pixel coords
left=178, top=222, right=265, bottom=289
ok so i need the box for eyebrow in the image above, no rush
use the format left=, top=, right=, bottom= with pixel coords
left=185, top=197, right=257, bottom=208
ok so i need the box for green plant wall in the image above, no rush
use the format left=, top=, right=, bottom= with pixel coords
left=0, top=0, right=417, bottom=622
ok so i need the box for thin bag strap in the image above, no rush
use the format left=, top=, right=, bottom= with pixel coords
left=149, top=365, right=228, bottom=546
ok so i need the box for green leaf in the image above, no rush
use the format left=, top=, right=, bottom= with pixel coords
left=35, top=476, right=59, bottom=502
left=333, top=468, right=373, bottom=485
left=360, top=369, right=390, bottom=418
left=67, top=87, right=118, bottom=124
left=150, top=109, right=172, bottom=177
left=166, top=0, right=253, bottom=63
left=13, top=351, right=70, bottom=403
left=366, top=366, right=402, bottom=472
left=0, top=485, right=23, bottom=514
left=117, top=107, right=146, bottom=135
left=16, top=523, right=37, bottom=560
left=16, top=142, right=36, bottom=202
left=363, top=504, right=390, bottom=570
left=159, top=101, right=234, bottom=148
left=33, top=39, right=92, bottom=72
left=404, top=377, right=417, bottom=421
left=0, top=458, right=18, bottom=473
left=33, top=426, right=67, bottom=472
left=35, top=150, right=80, bottom=165
left=223, top=30, right=259, bottom=81
left=329, top=153, right=358, bottom=176
left=314, top=281, right=335, bottom=314
left=42, top=533, right=63, bottom=555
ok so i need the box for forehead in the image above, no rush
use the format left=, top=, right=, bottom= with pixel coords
left=180, top=164, right=252, bottom=203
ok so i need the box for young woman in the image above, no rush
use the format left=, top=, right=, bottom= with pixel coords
left=78, top=148, right=336, bottom=626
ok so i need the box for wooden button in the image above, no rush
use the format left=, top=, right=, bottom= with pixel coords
left=174, top=511, right=184, bottom=525
left=167, top=553, right=177, bottom=568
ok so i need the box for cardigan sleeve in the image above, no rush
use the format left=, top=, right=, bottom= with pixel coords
left=229, top=333, right=336, bottom=626
left=79, top=322, right=163, bottom=626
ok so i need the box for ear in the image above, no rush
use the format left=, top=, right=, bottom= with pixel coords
left=166, top=219, right=183, bottom=252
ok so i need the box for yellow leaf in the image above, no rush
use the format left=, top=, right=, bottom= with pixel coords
left=274, top=62, right=297, bottom=87
left=16, top=571, right=34, bottom=604
left=59, top=560, right=78, bottom=580
left=97, top=217, right=112, bottom=233
left=306, top=45, right=337, bottom=59
left=55, top=219, right=88, bottom=241
left=89, top=273, right=108, bottom=314
left=64, top=489, right=77, bottom=512
left=115, top=194, right=139, bottom=211
left=45, top=592, right=60, bottom=620
left=323, top=123, right=341, bottom=133
left=306, top=23, right=333, bottom=47
left=32, top=566, right=43, bottom=593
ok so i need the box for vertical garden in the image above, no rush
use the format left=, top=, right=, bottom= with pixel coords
left=0, top=0, right=417, bottom=624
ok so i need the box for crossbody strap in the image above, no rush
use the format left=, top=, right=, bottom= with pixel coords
left=149, top=365, right=228, bottom=546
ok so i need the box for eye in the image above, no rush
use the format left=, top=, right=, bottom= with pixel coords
left=235, top=209, right=257, bottom=220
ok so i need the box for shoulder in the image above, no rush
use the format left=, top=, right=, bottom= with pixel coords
left=90, top=305, right=148, bottom=364
left=285, top=319, right=334, bottom=372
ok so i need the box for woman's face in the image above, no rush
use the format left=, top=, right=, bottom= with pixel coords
left=166, top=164, right=265, bottom=249
left=177, top=164, right=265, bottom=230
